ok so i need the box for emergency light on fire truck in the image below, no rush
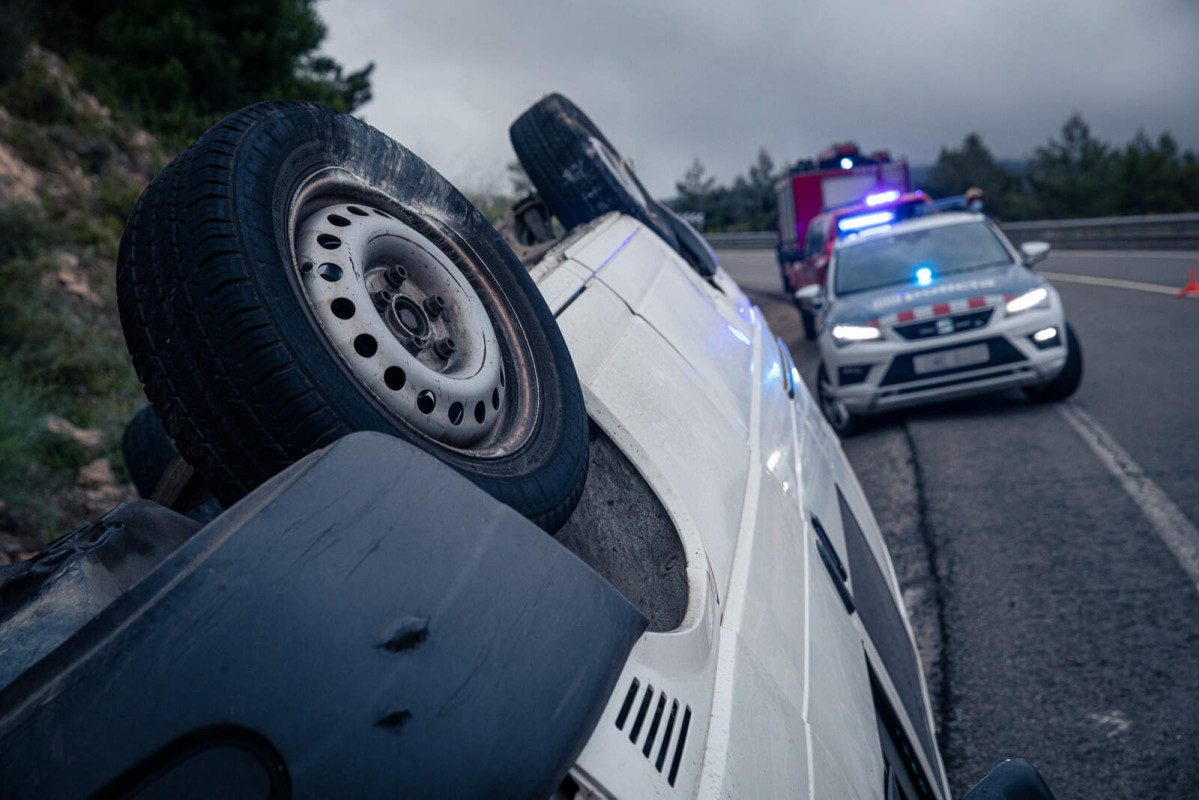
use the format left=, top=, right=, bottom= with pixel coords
left=774, top=143, right=920, bottom=339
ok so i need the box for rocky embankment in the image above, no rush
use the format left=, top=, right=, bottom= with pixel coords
left=0, top=47, right=164, bottom=558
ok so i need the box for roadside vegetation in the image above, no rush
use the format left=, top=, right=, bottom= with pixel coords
left=671, top=114, right=1199, bottom=231
left=0, top=1, right=372, bottom=553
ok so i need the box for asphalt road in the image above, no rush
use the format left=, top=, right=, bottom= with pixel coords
left=717, top=248, right=1199, bottom=799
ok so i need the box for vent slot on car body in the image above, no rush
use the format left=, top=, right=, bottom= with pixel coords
left=872, top=662, right=937, bottom=800
left=812, top=514, right=854, bottom=614
left=614, top=678, right=692, bottom=787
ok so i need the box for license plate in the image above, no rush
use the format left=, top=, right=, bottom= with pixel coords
left=912, top=343, right=989, bottom=375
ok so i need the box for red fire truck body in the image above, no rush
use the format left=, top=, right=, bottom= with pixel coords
left=775, top=143, right=910, bottom=293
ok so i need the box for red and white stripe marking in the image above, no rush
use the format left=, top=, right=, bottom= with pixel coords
left=875, top=294, right=1012, bottom=326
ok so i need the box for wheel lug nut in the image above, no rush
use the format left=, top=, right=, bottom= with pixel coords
left=371, top=290, right=393, bottom=311
left=423, top=295, right=447, bottom=318
left=433, top=337, right=456, bottom=360
left=386, top=264, right=408, bottom=288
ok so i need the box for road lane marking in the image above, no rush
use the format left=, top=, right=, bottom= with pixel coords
left=1059, top=402, right=1199, bottom=593
left=1040, top=271, right=1189, bottom=297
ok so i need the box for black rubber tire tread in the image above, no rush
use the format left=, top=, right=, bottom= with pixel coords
left=776, top=244, right=796, bottom=294
left=121, top=405, right=179, bottom=499
left=510, top=93, right=679, bottom=250
left=117, top=101, right=589, bottom=531
left=801, top=307, right=818, bottom=340
left=779, top=264, right=794, bottom=295
left=817, top=363, right=859, bottom=437
left=1023, top=323, right=1083, bottom=403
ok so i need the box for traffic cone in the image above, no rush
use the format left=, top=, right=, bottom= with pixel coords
left=1176, top=268, right=1199, bottom=299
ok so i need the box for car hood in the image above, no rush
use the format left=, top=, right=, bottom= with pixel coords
left=827, top=262, right=1043, bottom=326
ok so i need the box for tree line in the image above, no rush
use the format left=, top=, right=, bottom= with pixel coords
left=670, top=114, right=1199, bottom=231
left=0, top=0, right=373, bottom=145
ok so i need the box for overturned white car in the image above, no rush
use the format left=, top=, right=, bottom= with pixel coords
left=0, top=96, right=1053, bottom=799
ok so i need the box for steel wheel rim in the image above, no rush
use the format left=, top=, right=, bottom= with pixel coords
left=288, top=170, right=531, bottom=452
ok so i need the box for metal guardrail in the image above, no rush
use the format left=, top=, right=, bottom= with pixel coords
left=705, top=231, right=776, bottom=249
left=1000, top=212, right=1199, bottom=250
left=705, top=213, right=1199, bottom=251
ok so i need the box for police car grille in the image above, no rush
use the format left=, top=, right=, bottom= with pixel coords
left=894, top=308, right=992, bottom=341
left=881, top=336, right=1024, bottom=386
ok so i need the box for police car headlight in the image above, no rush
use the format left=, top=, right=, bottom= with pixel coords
left=831, top=324, right=881, bottom=344
left=1005, top=287, right=1049, bottom=316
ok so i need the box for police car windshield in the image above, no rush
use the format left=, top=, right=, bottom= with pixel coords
left=834, top=221, right=1012, bottom=296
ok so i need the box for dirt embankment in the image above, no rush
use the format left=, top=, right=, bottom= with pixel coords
left=0, top=47, right=165, bottom=561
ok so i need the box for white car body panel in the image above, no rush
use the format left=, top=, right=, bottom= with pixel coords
left=531, top=214, right=949, bottom=799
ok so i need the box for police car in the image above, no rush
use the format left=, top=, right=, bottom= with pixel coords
left=796, top=211, right=1082, bottom=435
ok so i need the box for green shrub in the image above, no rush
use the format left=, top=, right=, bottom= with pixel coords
left=3, top=117, right=59, bottom=170
left=0, top=367, right=87, bottom=512
left=0, top=48, right=75, bottom=125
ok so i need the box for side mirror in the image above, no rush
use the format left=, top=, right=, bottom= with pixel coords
left=794, top=284, right=823, bottom=309
left=961, top=758, right=1055, bottom=800
left=1020, top=241, right=1051, bottom=268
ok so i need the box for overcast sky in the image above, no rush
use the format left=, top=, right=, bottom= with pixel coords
left=319, top=0, right=1199, bottom=198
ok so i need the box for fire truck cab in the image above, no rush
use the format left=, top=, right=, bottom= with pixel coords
left=776, top=144, right=911, bottom=337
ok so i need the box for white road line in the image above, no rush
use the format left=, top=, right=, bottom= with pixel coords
left=1040, top=271, right=1187, bottom=297
left=1048, top=250, right=1198, bottom=260
left=1059, top=402, right=1199, bottom=593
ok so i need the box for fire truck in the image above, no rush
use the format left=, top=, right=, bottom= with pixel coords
left=775, top=143, right=910, bottom=286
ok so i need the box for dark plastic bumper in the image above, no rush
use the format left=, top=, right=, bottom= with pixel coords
left=0, top=432, right=647, bottom=798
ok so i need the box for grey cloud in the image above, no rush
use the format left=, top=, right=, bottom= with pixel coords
left=319, top=0, right=1199, bottom=196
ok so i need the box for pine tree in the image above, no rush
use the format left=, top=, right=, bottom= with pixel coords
left=11, top=0, right=373, bottom=142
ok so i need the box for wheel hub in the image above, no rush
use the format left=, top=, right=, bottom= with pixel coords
left=295, top=202, right=506, bottom=446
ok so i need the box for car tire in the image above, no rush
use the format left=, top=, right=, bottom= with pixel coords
left=801, top=307, right=818, bottom=341
left=775, top=244, right=795, bottom=294
left=779, top=266, right=794, bottom=295
left=818, top=363, right=859, bottom=436
left=117, top=101, right=589, bottom=532
left=122, top=405, right=178, bottom=499
left=510, top=93, right=679, bottom=251
left=1023, top=323, right=1083, bottom=403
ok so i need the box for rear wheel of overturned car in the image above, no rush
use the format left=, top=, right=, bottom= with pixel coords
left=1023, top=323, right=1083, bottom=403
left=122, top=405, right=178, bottom=500
left=818, top=363, right=860, bottom=437
left=510, top=93, right=680, bottom=251
left=117, top=101, right=590, bottom=532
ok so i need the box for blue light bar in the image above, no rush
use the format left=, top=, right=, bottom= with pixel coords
left=865, top=190, right=900, bottom=207
left=915, top=266, right=933, bottom=286
left=840, top=157, right=853, bottom=169
left=838, top=210, right=894, bottom=232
